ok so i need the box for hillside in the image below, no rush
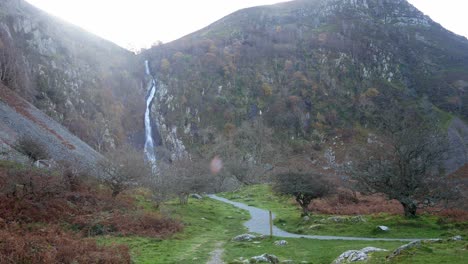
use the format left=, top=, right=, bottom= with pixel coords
left=0, top=0, right=145, bottom=152
left=0, top=83, right=101, bottom=170
left=0, top=0, right=467, bottom=175
left=142, top=0, right=468, bottom=173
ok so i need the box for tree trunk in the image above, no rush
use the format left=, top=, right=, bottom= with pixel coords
left=296, top=197, right=310, bottom=217
left=400, top=200, right=417, bottom=218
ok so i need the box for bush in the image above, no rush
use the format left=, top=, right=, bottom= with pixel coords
left=274, top=172, right=333, bottom=216
left=0, top=163, right=183, bottom=238
left=14, top=136, right=48, bottom=162
left=0, top=224, right=131, bottom=264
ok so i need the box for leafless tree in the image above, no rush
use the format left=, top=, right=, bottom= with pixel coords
left=156, top=157, right=212, bottom=205
left=273, top=172, right=333, bottom=216
left=98, top=145, right=152, bottom=197
left=346, top=108, right=453, bottom=217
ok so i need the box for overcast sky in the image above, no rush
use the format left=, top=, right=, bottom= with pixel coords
left=25, top=0, right=468, bottom=50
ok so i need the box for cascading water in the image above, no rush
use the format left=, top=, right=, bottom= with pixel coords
left=144, top=60, right=157, bottom=168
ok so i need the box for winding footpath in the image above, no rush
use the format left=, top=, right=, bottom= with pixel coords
left=208, top=195, right=418, bottom=242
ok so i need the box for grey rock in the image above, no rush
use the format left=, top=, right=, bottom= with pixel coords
left=387, top=240, right=421, bottom=259
left=377, top=225, right=390, bottom=232
left=34, top=159, right=55, bottom=168
left=333, top=247, right=388, bottom=263
left=190, top=193, right=203, bottom=199
left=360, top=247, right=388, bottom=254
left=333, top=250, right=367, bottom=263
left=249, top=254, right=279, bottom=264
left=451, top=235, right=463, bottom=241
left=302, top=216, right=310, bottom=222
left=274, top=240, right=288, bottom=246
left=233, top=234, right=257, bottom=242
left=350, top=215, right=366, bottom=223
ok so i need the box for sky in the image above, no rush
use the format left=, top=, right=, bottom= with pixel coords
left=25, top=0, right=468, bottom=50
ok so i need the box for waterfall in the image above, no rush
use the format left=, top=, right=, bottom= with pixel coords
left=144, top=60, right=157, bottom=167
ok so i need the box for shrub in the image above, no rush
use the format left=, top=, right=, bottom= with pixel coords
left=14, top=136, right=48, bottom=162
left=0, top=224, right=131, bottom=264
left=274, top=172, right=333, bottom=216
left=0, top=163, right=183, bottom=238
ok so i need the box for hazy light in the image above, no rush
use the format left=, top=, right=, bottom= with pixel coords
left=210, top=156, right=223, bottom=175
left=408, top=0, right=468, bottom=38
left=25, top=0, right=288, bottom=49
left=25, top=0, right=468, bottom=50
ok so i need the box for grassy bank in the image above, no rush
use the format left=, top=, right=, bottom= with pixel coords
left=220, top=185, right=468, bottom=239
left=99, top=196, right=248, bottom=263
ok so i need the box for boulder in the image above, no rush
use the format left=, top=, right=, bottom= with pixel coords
left=376, top=225, right=390, bottom=232
left=387, top=240, right=421, bottom=259
left=333, top=250, right=367, bottom=263
left=249, top=254, right=279, bottom=263
left=350, top=215, right=366, bottom=223
left=451, top=235, right=463, bottom=241
left=233, top=234, right=257, bottom=242
left=333, top=247, right=388, bottom=263
left=360, top=247, right=388, bottom=254
left=274, top=240, right=288, bottom=246
left=190, top=193, right=203, bottom=199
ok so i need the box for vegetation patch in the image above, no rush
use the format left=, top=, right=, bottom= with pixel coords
left=100, top=197, right=248, bottom=263
left=220, top=185, right=468, bottom=239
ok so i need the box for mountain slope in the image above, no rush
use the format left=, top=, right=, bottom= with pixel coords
left=142, top=0, right=468, bottom=171
left=0, top=0, right=145, bottom=152
left=0, top=83, right=101, bottom=170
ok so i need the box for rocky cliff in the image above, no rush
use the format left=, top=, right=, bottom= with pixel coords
left=0, top=0, right=144, bottom=152
left=0, top=0, right=467, bottom=175
left=142, top=0, right=468, bottom=171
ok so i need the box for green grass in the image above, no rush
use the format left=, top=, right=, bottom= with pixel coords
left=220, top=185, right=468, bottom=239
left=96, top=184, right=466, bottom=263
left=224, top=237, right=402, bottom=263
left=381, top=240, right=468, bottom=264
left=98, top=197, right=248, bottom=263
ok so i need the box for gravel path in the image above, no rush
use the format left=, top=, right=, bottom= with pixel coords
left=208, top=195, right=418, bottom=242
left=206, top=242, right=224, bottom=264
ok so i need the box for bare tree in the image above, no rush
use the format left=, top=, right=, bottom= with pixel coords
left=346, top=108, right=452, bottom=217
left=98, top=145, right=152, bottom=197
left=157, top=157, right=212, bottom=205
left=273, top=172, right=333, bottom=216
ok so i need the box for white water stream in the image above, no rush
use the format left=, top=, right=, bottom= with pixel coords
left=144, top=60, right=157, bottom=167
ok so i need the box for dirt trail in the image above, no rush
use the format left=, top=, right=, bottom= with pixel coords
left=206, top=242, right=224, bottom=264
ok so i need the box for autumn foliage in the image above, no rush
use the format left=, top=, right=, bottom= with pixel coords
left=0, top=224, right=131, bottom=264
left=0, top=162, right=183, bottom=263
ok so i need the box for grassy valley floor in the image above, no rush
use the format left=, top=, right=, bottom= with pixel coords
left=99, top=185, right=467, bottom=263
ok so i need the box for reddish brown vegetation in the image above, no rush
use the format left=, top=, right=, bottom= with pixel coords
left=0, top=223, right=130, bottom=264
left=309, top=189, right=403, bottom=215
left=0, top=165, right=182, bottom=237
left=0, top=163, right=183, bottom=263
left=308, top=188, right=468, bottom=222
